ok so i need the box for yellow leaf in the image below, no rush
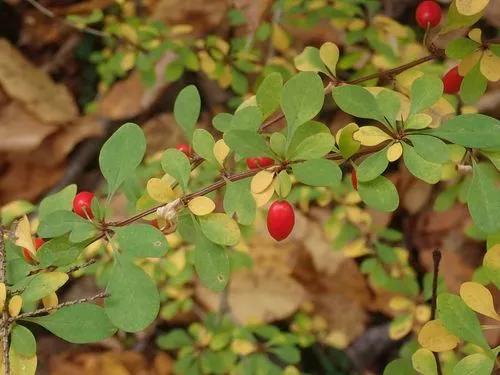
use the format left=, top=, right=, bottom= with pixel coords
left=8, top=295, right=23, bottom=317
left=119, top=24, right=138, bottom=44
left=1, top=200, right=34, bottom=226
left=342, top=238, right=371, bottom=258
left=468, top=28, right=482, bottom=43
left=484, top=244, right=500, bottom=272
left=389, top=314, right=413, bottom=340
left=459, top=281, right=500, bottom=321
left=458, top=50, right=482, bottom=76
left=165, top=233, right=182, bottom=249
left=188, top=196, right=215, bottom=216
left=353, top=126, right=392, bottom=146
left=387, top=142, right=403, bottom=162
left=14, top=215, right=34, bottom=255
left=170, top=24, right=193, bottom=35
left=0, top=283, right=5, bottom=311
left=319, top=42, right=339, bottom=75
left=198, top=51, right=216, bottom=75
left=418, top=319, right=459, bottom=352
left=324, top=330, right=348, bottom=349
left=389, top=296, right=414, bottom=311
left=120, top=52, right=135, bottom=72
left=252, top=184, right=275, bottom=208
left=251, top=170, right=275, bottom=194
left=480, top=50, right=500, bottom=82
left=147, top=177, right=175, bottom=203
left=231, top=339, right=256, bottom=355
left=213, top=139, right=230, bottom=167
left=7, top=347, right=37, bottom=375
left=218, top=65, right=232, bottom=88
left=415, top=304, right=431, bottom=323
left=169, top=250, right=186, bottom=272
left=42, top=292, right=59, bottom=310
left=272, top=24, right=290, bottom=52
left=455, top=0, right=489, bottom=16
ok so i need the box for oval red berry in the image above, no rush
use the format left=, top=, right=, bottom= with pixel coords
left=246, top=157, right=274, bottom=169
left=176, top=143, right=192, bottom=157
left=442, top=66, right=463, bottom=94
left=267, top=200, right=295, bottom=241
left=73, top=191, right=95, bottom=219
left=416, top=1, right=442, bottom=28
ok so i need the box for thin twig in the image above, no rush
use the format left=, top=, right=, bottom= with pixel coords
left=10, top=292, right=108, bottom=322
left=0, top=226, right=10, bottom=375
left=431, top=249, right=442, bottom=375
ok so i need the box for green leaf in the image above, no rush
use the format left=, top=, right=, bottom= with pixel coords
left=174, top=85, right=200, bottom=141
left=224, top=130, right=272, bottom=158
left=230, top=106, right=262, bottom=132
left=37, top=236, right=84, bottom=267
left=441, top=1, right=483, bottom=33
left=213, top=113, right=233, bottom=133
left=406, top=135, right=449, bottom=164
left=292, top=159, right=341, bottom=188
left=412, top=348, right=437, bottom=375
left=105, top=259, right=159, bottom=332
left=383, top=359, right=414, bottom=375
left=437, top=293, right=489, bottom=349
left=356, top=147, right=389, bottom=182
left=461, top=64, right=487, bottom=104
left=11, top=325, right=36, bottom=357
left=156, top=329, right=193, bottom=349
left=199, top=213, right=240, bottom=246
left=38, top=210, right=90, bottom=238
left=256, top=73, right=283, bottom=119
left=194, top=234, right=230, bottom=292
left=452, top=353, right=494, bottom=375
left=269, top=345, right=300, bottom=364
left=332, top=85, right=384, bottom=123
left=402, top=143, right=442, bottom=184
left=224, top=180, right=256, bottom=226
left=68, top=220, right=97, bottom=243
left=99, top=123, right=146, bottom=197
left=161, top=148, right=191, bottom=191
left=21, top=272, right=68, bottom=302
left=38, top=184, right=76, bottom=221
left=376, top=89, right=401, bottom=128
left=287, top=121, right=334, bottom=160
left=281, top=72, right=324, bottom=139
left=193, top=128, right=217, bottom=164
left=337, top=123, right=361, bottom=159
left=114, top=224, right=169, bottom=258
left=430, top=114, right=500, bottom=149
left=467, top=162, right=500, bottom=233
left=482, top=150, right=500, bottom=171
left=445, top=38, right=480, bottom=59
left=25, top=303, right=117, bottom=343
left=409, top=75, right=443, bottom=115
left=274, top=170, right=292, bottom=198
left=358, top=176, right=399, bottom=212
left=294, top=46, right=328, bottom=74
left=270, top=133, right=286, bottom=158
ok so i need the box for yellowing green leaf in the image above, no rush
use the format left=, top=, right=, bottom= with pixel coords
left=405, top=113, right=433, bottom=130
left=252, top=184, right=275, bottom=208
left=147, top=177, right=175, bottom=203
left=1, top=200, right=34, bottom=226
left=188, top=196, right=216, bottom=216
left=387, top=142, right=403, bottom=162
left=480, top=50, right=500, bottom=82
left=319, top=42, right=340, bottom=75
left=353, top=126, right=392, bottom=146
left=458, top=50, right=482, bottom=76
left=455, top=0, right=490, bottom=16
left=389, top=314, right=413, bottom=340
left=468, top=28, right=482, bottom=43
left=272, top=24, right=290, bottom=52
left=9, top=295, right=23, bottom=317
left=412, top=348, right=437, bottom=375
left=231, top=339, right=257, bottom=355
left=213, top=139, right=230, bottom=167
left=459, top=281, right=500, bottom=321
left=15, top=215, right=34, bottom=255
left=417, top=319, right=459, bottom=352
left=294, top=46, right=327, bottom=74
left=251, top=170, right=275, bottom=194
left=483, top=245, right=500, bottom=287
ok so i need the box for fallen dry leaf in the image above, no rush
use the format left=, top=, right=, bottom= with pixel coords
left=0, top=38, right=78, bottom=124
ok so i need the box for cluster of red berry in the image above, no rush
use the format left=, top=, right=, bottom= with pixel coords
left=415, top=1, right=463, bottom=94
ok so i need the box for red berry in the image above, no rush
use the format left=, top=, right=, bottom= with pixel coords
left=176, top=143, right=192, bottom=157
left=246, top=157, right=275, bottom=169
left=416, top=1, right=442, bottom=28
left=351, top=170, right=358, bottom=191
left=73, top=191, right=95, bottom=219
left=23, top=238, right=45, bottom=264
left=442, top=66, right=463, bottom=94
left=267, top=200, right=295, bottom=241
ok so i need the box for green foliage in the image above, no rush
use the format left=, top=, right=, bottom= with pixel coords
left=174, top=85, right=201, bottom=141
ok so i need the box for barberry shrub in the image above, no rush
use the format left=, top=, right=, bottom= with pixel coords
left=1, top=0, right=500, bottom=374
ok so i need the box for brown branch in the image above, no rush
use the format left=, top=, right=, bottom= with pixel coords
left=431, top=249, right=442, bottom=375
left=0, top=226, right=10, bottom=375
left=11, top=292, right=108, bottom=322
